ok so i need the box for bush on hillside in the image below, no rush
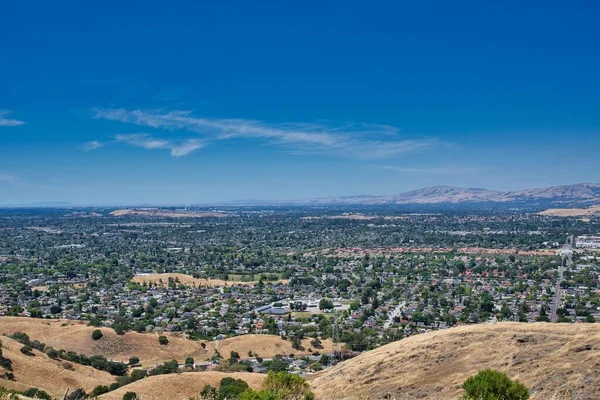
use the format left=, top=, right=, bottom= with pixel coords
left=91, top=329, right=103, bottom=341
left=20, top=345, right=34, bottom=356
left=460, top=369, right=529, bottom=400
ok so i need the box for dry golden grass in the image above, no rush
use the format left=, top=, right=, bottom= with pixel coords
left=131, top=273, right=288, bottom=287
left=110, top=209, right=226, bottom=218
left=205, top=334, right=335, bottom=359
left=98, top=372, right=264, bottom=400
left=309, top=322, right=600, bottom=400
left=0, top=318, right=331, bottom=367
left=0, top=317, right=208, bottom=367
left=539, top=205, right=600, bottom=217
left=0, top=336, right=115, bottom=399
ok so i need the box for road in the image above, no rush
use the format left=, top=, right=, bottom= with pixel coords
left=550, top=235, right=573, bottom=323
left=384, top=301, right=406, bottom=329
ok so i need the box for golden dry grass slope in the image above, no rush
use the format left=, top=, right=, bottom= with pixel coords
left=0, top=336, right=115, bottom=399
left=309, top=322, right=600, bottom=400
left=98, top=372, right=264, bottom=400
left=131, top=273, right=288, bottom=287
left=539, top=204, right=600, bottom=217
left=0, top=317, right=332, bottom=367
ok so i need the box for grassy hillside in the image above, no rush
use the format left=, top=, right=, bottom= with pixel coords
left=0, top=336, right=115, bottom=399
left=309, top=322, right=600, bottom=400
left=98, top=372, right=264, bottom=400
left=0, top=317, right=332, bottom=368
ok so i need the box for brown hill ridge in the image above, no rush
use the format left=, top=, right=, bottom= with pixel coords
left=309, top=322, right=600, bottom=400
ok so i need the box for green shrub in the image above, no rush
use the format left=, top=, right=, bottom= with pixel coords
left=158, top=335, right=169, bottom=345
left=20, top=345, right=34, bottom=356
left=91, top=329, right=103, bottom=341
left=238, top=371, right=314, bottom=400
left=91, top=385, right=110, bottom=397
left=22, top=388, right=52, bottom=400
left=460, top=369, right=529, bottom=400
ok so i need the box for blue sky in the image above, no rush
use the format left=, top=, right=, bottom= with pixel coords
left=1, top=1, right=599, bottom=205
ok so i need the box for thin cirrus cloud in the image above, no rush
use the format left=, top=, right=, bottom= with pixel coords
left=377, top=165, right=479, bottom=174
left=84, top=134, right=204, bottom=157
left=0, top=110, right=26, bottom=127
left=92, top=108, right=446, bottom=159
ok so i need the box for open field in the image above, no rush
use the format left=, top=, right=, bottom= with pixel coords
left=98, top=372, right=264, bottom=400
left=110, top=209, right=226, bottom=218
left=131, top=273, right=288, bottom=287
left=0, top=336, right=115, bottom=399
left=205, top=334, right=335, bottom=359
left=309, top=322, right=600, bottom=400
left=539, top=204, right=600, bottom=217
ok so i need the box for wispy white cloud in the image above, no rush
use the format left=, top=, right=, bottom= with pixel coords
left=0, top=110, right=26, bottom=127
left=85, top=134, right=204, bottom=157
left=115, top=134, right=170, bottom=150
left=94, top=108, right=445, bottom=159
left=377, top=165, right=479, bottom=174
left=82, top=141, right=105, bottom=151
left=169, top=139, right=204, bottom=157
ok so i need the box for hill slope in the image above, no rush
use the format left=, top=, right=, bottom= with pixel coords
left=98, top=372, right=264, bottom=400
left=0, top=336, right=115, bottom=399
left=0, top=317, right=333, bottom=367
left=309, top=322, right=600, bottom=400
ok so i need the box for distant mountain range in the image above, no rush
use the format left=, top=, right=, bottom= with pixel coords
left=226, top=183, right=600, bottom=207
left=3, top=184, right=600, bottom=209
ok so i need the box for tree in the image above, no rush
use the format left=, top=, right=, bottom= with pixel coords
left=185, top=356, right=195, bottom=367
left=158, top=335, right=169, bottom=345
left=318, top=298, right=334, bottom=311
left=586, top=314, right=596, bottom=323
left=460, top=369, right=529, bottom=400
left=22, top=388, right=52, bottom=400
left=239, top=371, right=314, bottom=400
left=65, top=388, right=88, bottom=400
left=123, top=392, right=140, bottom=400
left=91, top=329, right=103, bottom=341
left=262, top=357, right=288, bottom=372
left=219, top=377, right=250, bottom=399
left=20, top=345, right=33, bottom=356
left=129, top=356, right=140, bottom=365
left=91, top=385, right=110, bottom=397
left=0, top=340, right=13, bottom=371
